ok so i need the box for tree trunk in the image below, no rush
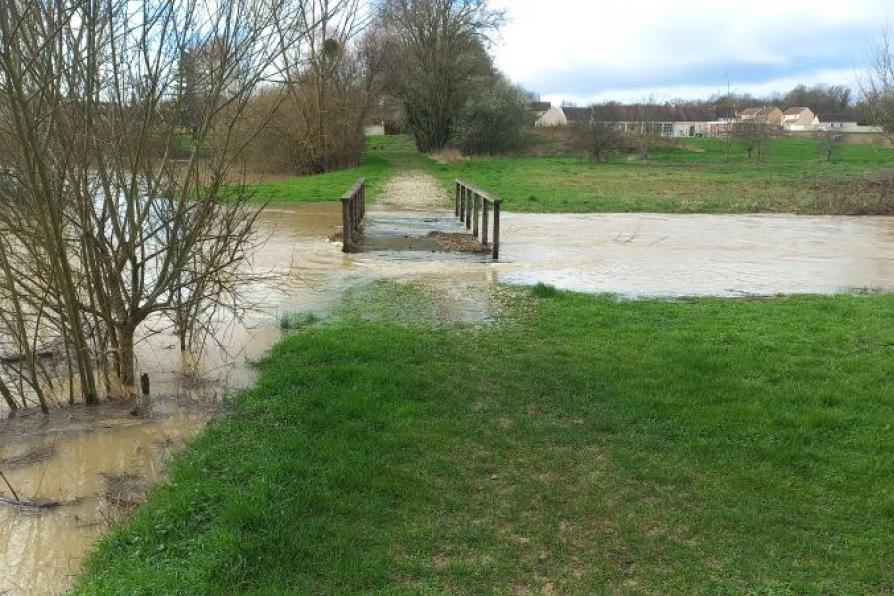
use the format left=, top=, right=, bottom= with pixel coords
left=117, top=325, right=137, bottom=393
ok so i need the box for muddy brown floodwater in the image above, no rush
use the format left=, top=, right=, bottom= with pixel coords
left=0, top=399, right=213, bottom=594
left=3, top=176, right=894, bottom=593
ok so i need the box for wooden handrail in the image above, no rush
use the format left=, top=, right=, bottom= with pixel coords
left=341, top=177, right=366, bottom=253
left=455, top=179, right=502, bottom=260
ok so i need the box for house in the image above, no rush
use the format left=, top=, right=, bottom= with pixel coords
left=782, top=107, right=818, bottom=127
left=559, top=104, right=721, bottom=137
left=601, top=105, right=716, bottom=138
left=781, top=107, right=819, bottom=131
left=739, top=106, right=784, bottom=126
left=534, top=105, right=568, bottom=127
left=708, top=107, right=739, bottom=137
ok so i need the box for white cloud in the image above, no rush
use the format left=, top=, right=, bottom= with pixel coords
left=491, top=0, right=891, bottom=101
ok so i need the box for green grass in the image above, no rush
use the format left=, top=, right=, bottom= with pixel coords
left=244, top=135, right=424, bottom=203
left=423, top=137, right=894, bottom=214
left=241, top=134, right=894, bottom=213
left=248, top=136, right=894, bottom=214
left=78, top=284, right=894, bottom=593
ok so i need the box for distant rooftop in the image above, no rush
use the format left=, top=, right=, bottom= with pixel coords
left=528, top=101, right=552, bottom=112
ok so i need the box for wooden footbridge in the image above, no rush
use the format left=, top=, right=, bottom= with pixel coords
left=339, top=177, right=502, bottom=260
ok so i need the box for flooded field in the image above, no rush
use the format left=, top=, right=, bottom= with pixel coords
left=2, top=189, right=894, bottom=593
left=496, top=212, right=894, bottom=296
left=0, top=398, right=213, bottom=594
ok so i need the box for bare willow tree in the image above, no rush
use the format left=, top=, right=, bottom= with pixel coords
left=379, top=0, right=503, bottom=153
left=817, top=129, right=846, bottom=162
left=0, top=0, right=312, bottom=409
left=628, top=101, right=664, bottom=161
left=863, top=30, right=894, bottom=143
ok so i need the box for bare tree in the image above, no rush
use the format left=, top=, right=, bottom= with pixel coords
left=734, top=121, right=776, bottom=163
left=252, top=0, right=383, bottom=175
left=379, top=0, right=503, bottom=153
left=817, top=129, right=846, bottom=161
left=570, top=106, right=625, bottom=163
left=628, top=101, right=664, bottom=161
left=0, top=0, right=310, bottom=407
left=862, top=30, right=894, bottom=144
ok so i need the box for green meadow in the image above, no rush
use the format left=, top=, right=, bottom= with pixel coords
left=249, top=135, right=894, bottom=214
left=78, top=284, right=894, bottom=593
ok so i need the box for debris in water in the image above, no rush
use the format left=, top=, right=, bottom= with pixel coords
left=0, top=445, right=56, bottom=468
left=427, top=231, right=491, bottom=254
left=0, top=494, right=82, bottom=510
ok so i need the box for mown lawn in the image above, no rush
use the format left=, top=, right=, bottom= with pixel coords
left=78, top=283, right=894, bottom=593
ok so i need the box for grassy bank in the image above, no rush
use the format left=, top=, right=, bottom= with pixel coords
left=244, top=135, right=424, bottom=203
left=247, top=134, right=894, bottom=214
left=427, top=137, right=894, bottom=213
left=78, top=284, right=894, bottom=593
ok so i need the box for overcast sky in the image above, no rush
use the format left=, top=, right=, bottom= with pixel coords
left=490, top=0, right=891, bottom=104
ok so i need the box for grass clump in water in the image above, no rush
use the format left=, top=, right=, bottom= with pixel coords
left=278, top=311, right=320, bottom=331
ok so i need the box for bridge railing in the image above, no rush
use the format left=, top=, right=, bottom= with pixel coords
left=340, top=177, right=366, bottom=252
left=455, top=179, right=501, bottom=260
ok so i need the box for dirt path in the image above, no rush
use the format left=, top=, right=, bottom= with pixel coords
left=376, top=170, right=449, bottom=211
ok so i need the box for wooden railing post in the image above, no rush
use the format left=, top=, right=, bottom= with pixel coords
left=459, top=184, right=465, bottom=221
left=492, top=199, right=501, bottom=260
left=454, top=181, right=460, bottom=217
left=466, top=192, right=472, bottom=229
left=341, top=197, right=352, bottom=252
left=360, top=183, right=365, bottom=218
left=472, top=193, right=480, bottom=238
left=482, top=199, right=489, bottom=245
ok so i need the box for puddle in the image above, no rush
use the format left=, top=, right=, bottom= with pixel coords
left=3, top=187, right=894, bottom=593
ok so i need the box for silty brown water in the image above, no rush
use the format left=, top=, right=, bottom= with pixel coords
left=0, top=398, right=213, bottom=595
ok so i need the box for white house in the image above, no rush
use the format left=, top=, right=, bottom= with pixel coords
left=534, top=105, right=568, bottom=127
left=781, top=107, right=819, bottom=131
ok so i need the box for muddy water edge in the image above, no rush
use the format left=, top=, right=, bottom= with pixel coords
left=0, top=204, right=351, bottom=595
left=0, top=399, right=214, bottom=594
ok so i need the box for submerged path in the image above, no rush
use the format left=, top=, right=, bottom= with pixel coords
left=358, top=170, right=475, bottom=254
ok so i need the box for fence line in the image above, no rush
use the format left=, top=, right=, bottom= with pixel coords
left=455, top=179, right=501, bottom=260
left=340, top=177, right=366, bottom=253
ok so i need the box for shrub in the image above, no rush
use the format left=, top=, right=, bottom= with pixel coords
left=451, top=75, right=530, bottom=155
